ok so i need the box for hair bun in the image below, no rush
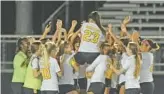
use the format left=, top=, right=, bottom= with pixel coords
left=152, top=43, right=160, bottom=51
left=146, top=39, right=160, bottom=51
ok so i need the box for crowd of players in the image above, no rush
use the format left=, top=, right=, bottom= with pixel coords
left=11, top=11, right=160, bottom=94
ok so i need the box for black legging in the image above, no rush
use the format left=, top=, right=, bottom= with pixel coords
left=140, top=82, right=154, bottom=94
left=126, top=88, right=140, bottom=94
left=11, top=82, right=24, bottom=94
left=41, top=91, right=58, bottom=94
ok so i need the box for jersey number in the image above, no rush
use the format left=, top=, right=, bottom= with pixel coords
left=83, top=30, right=100, bottom=43
left=41, top=68, right=51, bottom=80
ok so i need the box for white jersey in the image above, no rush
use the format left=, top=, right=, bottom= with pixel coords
left=122, top=55, right=140, bottom=89
left=78, top=22, right=105, bottom=52
left=40, top=57, right=60, bottom=91
left=86, top=55, right=110, bottom=84
left=119, top=53, right=128, bottom=84
left=59, top=54, right=74, bottom=85
left=111, top=54, right=120, bottom=88
left=140, top=52, right=154, bottom=83
left=111, top=73, right=118, bottom=88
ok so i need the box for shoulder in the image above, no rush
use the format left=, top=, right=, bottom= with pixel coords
left=31, top=55, right=38, bottom=60
left=30, top=55, right=39, bottom=64
left=126, top=55, right=135, bottom=62
left=81, top=22, right=88, bottom=27
left=102, top=55, right=110, bottom=60
left=122, top=53, right=128, bottom=58
left=15, top=51, right=27, bottom=59
left=96, top=55, right=101, bottom=60
left=142, top=52, right=153, bottom=59
left=50, top=57, right=58, bottom=63
left=148, top=52, right=154, bottom=58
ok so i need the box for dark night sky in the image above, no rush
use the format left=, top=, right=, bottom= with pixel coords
left=1, top=1, right=105, bottom=34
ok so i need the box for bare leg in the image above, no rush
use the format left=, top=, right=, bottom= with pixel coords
left=104, top=87, right=109, bottom=94
left=80, top=89, right=87, bottom=94
left=87, top=92, right=94, bottom=94
left=119, top=85, right=125, bottom=94
left=66, top=90, right=79, bottom=94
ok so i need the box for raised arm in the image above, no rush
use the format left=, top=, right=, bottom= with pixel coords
left=52, top=29, right=59, bottom=42
left=59, top=54, right=65, bottom=76
left=131, top=31, right=140, bottom=43
left=70, top=28, right=81, bottom=45
left=55, top=28, right=62, bottom=46
left=120, top=16, right=131, bottom=38
left=52, top=19, right=62, bottom=42
left=108, top=24, right=121, bottom=45
left=63, top=28, right=68, bottom=42
left=68, top=20, right=77, bottom=37
left=39, top=22, right=51, bottom=40
left=108, top=24, right=127, bottom=50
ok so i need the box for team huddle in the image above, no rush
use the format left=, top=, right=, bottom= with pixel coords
left=11, top=11, right=160, bottom=94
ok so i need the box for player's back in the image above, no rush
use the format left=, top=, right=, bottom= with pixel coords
left=79, top=22, right=105, bottom=52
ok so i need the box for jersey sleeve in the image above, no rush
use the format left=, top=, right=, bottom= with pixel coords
left=31, top=58, right=39, bottom=69
left=149, top=53, right=154, bottom=72
left=54, top=59, right=61, bottom=73
left=122, top=59, right=131, bottom=70
left=86, top=56, right=100, bottom=72
left=81, top=23, right=87, bottom=33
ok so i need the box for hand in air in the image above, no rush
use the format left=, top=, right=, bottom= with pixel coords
left=72, top=20, right=77, bottom=27
left=108, top=24, right=112, bottom=34
left=45, top=22, right=51, bottom=33
left=56, top=19, right=62, bottom=30
left=123, top=16, right=131, bottom=25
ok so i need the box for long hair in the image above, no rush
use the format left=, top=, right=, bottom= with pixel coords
left=41, top=42, right=56, bottom=80
left=100, top=41, right=111, bottom=54
left=128, top=42, right=141, bottom=79
left=45, top=42, right=57, bottom=56
left=72, top=36, right=81, bottom=51
left=100, top=41, right=110, bottom=49
left=43, top=42, right=57, bottom=67
left=88, top=11, right=106, bottom=35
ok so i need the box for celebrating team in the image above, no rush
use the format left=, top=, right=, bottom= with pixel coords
left=11, top=11, right=160, bottom=94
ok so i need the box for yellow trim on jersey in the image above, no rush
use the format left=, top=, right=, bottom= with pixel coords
left=69, top=57, right=79, bottom=72
left=149, top=64, right=154, bottom=72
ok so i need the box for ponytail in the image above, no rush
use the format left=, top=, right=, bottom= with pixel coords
left=128, top=42, right=141, bottom=79
left=147, top=39, right=160, bottom=51
left=88, top=11, right=106, bottom=35
left=41, top=44, right=51, bottom=80
left=42, top=45, right=49, bottom=67
left=134, top=53, right=141, bottom=79
left=95, top=19, right=106, bottom=35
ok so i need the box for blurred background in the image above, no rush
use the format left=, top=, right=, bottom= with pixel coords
left=1, top=0, right=164, bottom=94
